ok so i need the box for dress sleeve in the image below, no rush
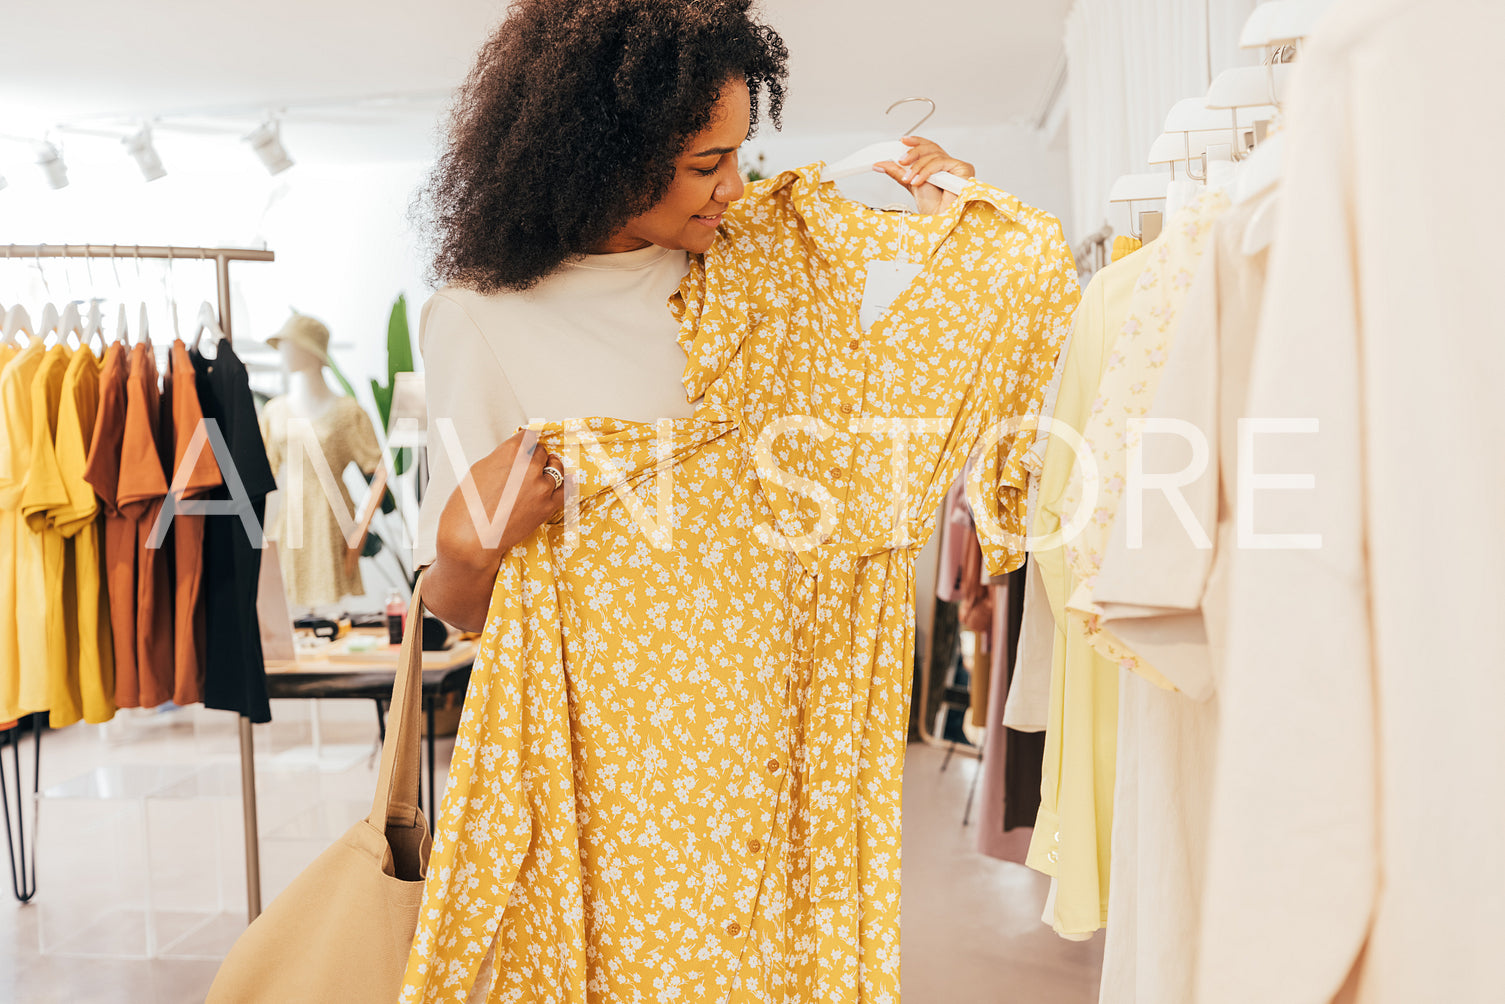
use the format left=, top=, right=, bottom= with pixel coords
left=413, top=291, right=528, bottom=570
left=348, top=400, right=383, bottom=476
left=967, top=213, right=1081, bottom=575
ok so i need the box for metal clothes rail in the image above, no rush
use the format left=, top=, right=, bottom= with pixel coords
left=3, top=243, right=275, bottom=922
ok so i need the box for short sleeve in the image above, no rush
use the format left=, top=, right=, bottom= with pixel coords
left=21, top=360, right=71, bottom=533
left=414, top=291, right=528, bottom=570
left=53, top=367, right=100, bottom=537
left=668, top=239, right=751, bottom=413
left=967, top=213, right=1081, bottom=575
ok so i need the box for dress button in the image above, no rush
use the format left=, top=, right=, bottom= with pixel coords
left=839, top=402, right=855, bottom=414
left=847, top=338, right=860, bottom=350
left=766, top=758, right=781, bottom=773
left=829, top=466, right=843, bottom=478
left=725, top=921, right=742, bottom=937
left=748, top=838, right=763, bottom=853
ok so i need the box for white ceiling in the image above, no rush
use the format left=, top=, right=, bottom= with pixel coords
left=0, top=0, right=1071, bottom=168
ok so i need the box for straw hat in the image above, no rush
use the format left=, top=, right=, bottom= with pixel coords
left=267, top=311, right=331, bottom=365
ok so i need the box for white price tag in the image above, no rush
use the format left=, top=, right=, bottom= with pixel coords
left=859, top=260, right=924, bottom=332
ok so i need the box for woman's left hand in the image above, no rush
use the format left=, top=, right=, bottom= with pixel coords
left=873, top=136, right=975, bottom=214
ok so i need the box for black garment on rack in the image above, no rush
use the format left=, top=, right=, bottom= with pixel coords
left=191, top=342, right=277, bottom=724
left=1001, top=563, right=1045, bottom=831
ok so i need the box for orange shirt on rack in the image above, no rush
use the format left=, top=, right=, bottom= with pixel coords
left=55, top=347, right=116, bottom=724
left=19, top=345, right=73, bottom=721
left=165, top=338, right=221, bottom=705
left=83, top=342, right=137, bottom=710
left=117, top=342, right=175, bottom=709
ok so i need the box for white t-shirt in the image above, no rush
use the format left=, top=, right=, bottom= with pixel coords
left=413, top=244, right=697, bottom=568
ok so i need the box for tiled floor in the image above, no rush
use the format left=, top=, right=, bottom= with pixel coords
left=1, top=701, right=1101, bottom=1002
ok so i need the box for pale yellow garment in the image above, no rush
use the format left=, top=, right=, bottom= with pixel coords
left=1061, top=189, right=1229, bottom=685
left=1199, top=1, right=1505, bottom=1000
left=260, top=395, right=382, bottom=606
left=402, top=163, right=1077, bottom=1002
left=0, top=340, right=22, bottom=720
left=8, top=344, right=72, bottom=718
left=54, top=347, right=116, bottom=725
left=1025, top=249, right=1145, bottom=937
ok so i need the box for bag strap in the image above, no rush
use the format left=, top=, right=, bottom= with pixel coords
left=368, top=572, right=428, bottom=831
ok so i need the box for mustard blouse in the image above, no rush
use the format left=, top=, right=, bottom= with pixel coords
left=401, top=164, right=1077, bottom=1002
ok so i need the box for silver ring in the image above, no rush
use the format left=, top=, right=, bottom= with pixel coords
left=542, top=465, right=564, bottom=489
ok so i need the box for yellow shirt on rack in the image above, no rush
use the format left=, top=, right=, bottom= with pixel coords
left=1026, top=248, right=1146, bottom=937
left=401, top=164, right=1078, bottom=1003
left=0, top=340, right=45, bottom=721
left=20, top=344, right=74, bottom=722
left=54, top=347, right=115, bottom=724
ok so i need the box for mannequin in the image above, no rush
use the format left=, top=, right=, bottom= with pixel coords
left=259, top=312, right=383, bottom=609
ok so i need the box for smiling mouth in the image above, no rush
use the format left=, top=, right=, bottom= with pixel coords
left=692, top=213, right=724, bottom=228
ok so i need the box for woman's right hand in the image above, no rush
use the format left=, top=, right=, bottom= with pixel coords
left=426, top=429, right=566, bottom=632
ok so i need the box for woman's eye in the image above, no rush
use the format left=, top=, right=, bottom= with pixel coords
left=694, top=166, right=718, bottom=177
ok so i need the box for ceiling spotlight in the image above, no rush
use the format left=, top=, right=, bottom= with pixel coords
left=245, top=119, right=293, bottom=175
left=35, top=141, right=68, bottom=189
left=123, top=126, right=166, bottom=182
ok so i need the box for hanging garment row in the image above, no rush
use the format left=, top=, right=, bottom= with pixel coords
left=0, top=309, right=276, bottom=728
left=1018, top=0, right=1505, bottom=1002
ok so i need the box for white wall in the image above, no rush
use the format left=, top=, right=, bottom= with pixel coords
left=0, top=154, right=432, bottom=411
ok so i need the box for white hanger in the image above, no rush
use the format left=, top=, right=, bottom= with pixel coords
left=1239, top=0, right=1336, bottom=49
left=1206, top=63, right=1294, bottom=110
left=82, top=298, right=107, bottom=353
left=38, top=303, right=61, bottom=346
left=2, top=304, right=35, bottom=346
left=820, top=98, right=970, bottom=197
left=138, top=303, right=151, bottom=347
left=114, top=303, right=130, bottom=344
left=1108, top=173, right=1170, bottom=240
left=190, top=300, right=226, bottom=353
left=56, top=301, right=85, bottom=350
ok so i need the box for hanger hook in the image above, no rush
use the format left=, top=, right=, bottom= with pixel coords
left=885, top=97, right=936, bottom=136
left=35, top=243, right=51, bottom=297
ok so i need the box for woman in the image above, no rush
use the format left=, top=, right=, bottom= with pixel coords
left=398, top=2, right=1071, bottom=1001
left=415, top=0, right=974, bottom=632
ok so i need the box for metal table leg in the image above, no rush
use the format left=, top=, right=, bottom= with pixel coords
left=239, top=717, right=262, bottom=921
left=1, top=717, right=40, bottom=903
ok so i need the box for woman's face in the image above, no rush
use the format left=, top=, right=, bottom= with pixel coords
left=599, top=77, right=751, bottom=255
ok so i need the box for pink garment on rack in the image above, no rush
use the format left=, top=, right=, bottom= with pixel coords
left=934, top=473, right=972, bottom=603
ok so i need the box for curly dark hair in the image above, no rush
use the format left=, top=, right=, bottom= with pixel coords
left=415, top=0, right=789, bottom=293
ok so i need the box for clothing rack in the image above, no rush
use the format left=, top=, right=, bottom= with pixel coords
left=1, top=243, right=275, bottom=922
left=1073, top=224, right=1114, bottom=278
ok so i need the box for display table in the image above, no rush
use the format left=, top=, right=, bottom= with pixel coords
left=236, top=629, right=477, bottom=920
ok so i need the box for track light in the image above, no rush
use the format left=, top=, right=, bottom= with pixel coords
left=35, top=141, right=68, bottom=189
left=245, top=119, right=293, bottom=175
left=123, top=126, right=166, bottom=182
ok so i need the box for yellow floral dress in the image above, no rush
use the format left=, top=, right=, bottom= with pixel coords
left=402, top=164, right=1078, bottom=1003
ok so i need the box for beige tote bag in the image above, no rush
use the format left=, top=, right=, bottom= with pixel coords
left=207, top=574, right=436, bottom=1003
